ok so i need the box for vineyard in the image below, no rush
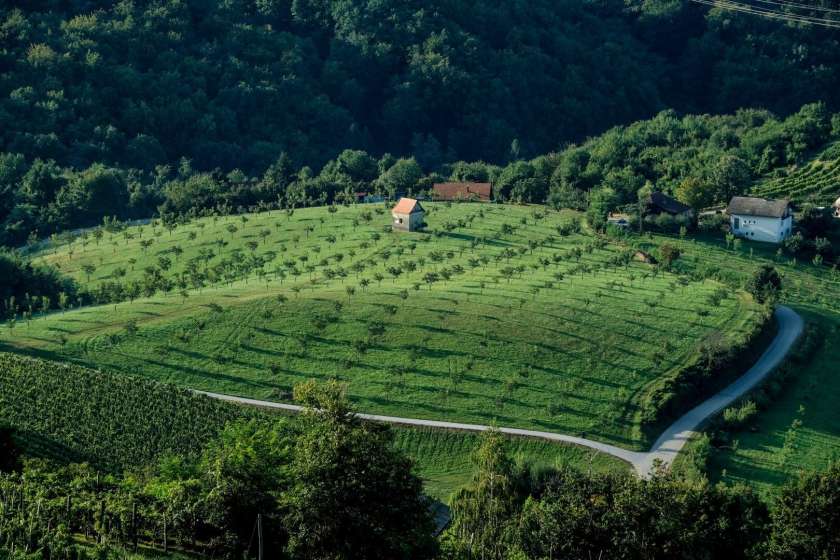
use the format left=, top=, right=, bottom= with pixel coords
left=2, top=203, right=764, bottom=452
left=0, top=351, right=627, bottom=502
left=0, top=352, right=260, bottom=470
left=752, top=142, right=840, bottom=203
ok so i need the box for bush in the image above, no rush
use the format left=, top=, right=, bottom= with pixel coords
left=745, top=265, right=782, bottom=303
left=723, top=400, right=758, bottom=429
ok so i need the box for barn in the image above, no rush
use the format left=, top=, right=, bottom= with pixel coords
left=432, top=182, right=492, bottom=202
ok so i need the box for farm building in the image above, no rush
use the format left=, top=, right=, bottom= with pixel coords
left=432, top=182, right=492, bottom=202
left=607, top=213, right=632, bottom=229
left=727, top=196, right=792, bottom=244
left=392, top=197, right=425, bottom=232
left=644, top=192, right=694, bottom=219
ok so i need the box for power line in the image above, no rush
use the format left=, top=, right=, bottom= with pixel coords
left=751, top=0, right=840, bottom=14
left=690, top=0, right=836, bottom=26
left=690, top=0, right=840, bottom=28
left=706, top=0, right=840, bottom=24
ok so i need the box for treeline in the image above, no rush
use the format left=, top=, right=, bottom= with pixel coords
left=0, top=250, right=78, bottom=320
left=440, top=430, right=840, bottom=560
left=4, top=425, right=838, bottom=559
left=0, top=381, right=437, bottom=560
left=5, top=0, right=840, bottom=172
left=3, top=102, right=839, bottom=247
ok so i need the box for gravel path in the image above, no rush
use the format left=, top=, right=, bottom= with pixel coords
left=195, top=305, right=803, bottom=477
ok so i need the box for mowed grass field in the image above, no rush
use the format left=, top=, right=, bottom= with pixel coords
left=639, top=231, right=840, bottom=494
left=2, top=203, right=761, bottom=451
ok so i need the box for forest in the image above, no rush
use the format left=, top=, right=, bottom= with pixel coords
left=3, top=1, right=840, bottom=245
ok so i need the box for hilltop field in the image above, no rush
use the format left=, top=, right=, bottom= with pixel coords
left=1, top=201, right=839, bottom=497
left=2, top=203, right=763, bottom=454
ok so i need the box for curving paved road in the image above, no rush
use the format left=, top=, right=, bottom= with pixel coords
left=195, top=305, right=803, bottom=478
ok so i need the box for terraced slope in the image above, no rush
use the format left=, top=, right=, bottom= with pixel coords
left=752, top=142, right=840, bottom=203
left=2, top=203, right=763, bottom=451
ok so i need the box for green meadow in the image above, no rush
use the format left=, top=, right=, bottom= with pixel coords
left=639, top=230, right=840, bottom=493
left=2, top=203, right=761, bottom=452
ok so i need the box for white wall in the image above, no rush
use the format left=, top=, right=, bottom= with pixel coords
left=730, top=214, right=792, bottom=244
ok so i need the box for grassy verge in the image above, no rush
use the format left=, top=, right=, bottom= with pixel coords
left=642, top=230, right=840, bottom=493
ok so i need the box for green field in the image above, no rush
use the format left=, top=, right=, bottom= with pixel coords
left=703, top=309, right=840, bottom=496
left=637, top=230, right=840, bottom=493
left=752, top=141, right=840, bottom=204
left=2, top=203, right=762, bottom=452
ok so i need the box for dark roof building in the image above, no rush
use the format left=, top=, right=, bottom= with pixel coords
left=432, top=182, right=492, bottom=201
left=726, top=196, right=791, bottom=218
left=645, top=192, right=694, bottom=216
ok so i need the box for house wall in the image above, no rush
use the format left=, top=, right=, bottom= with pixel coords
left=730, top=214, right=792, bottom=243
left=392, top=212, right=410, bottom=231
left=409, top=211, right=424, bottom=230
left=392, top=211, right=424, bottom=231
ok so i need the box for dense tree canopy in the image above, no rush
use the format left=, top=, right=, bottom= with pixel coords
left=3, top=1, right=840, bottom=245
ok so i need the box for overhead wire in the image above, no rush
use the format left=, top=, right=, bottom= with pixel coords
left=690, top=0, right=840, bottom=28
left=750, top=0, right=840, bottom=14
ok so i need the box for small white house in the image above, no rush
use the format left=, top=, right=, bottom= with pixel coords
left=727, top=196, right=792, bottom=244
left=833, top=196, right=840, bottom=218
left=391, top=197, right=424, bottom=232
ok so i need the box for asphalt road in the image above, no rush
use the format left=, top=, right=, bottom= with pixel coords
left=196, top=305, right=804, bottom=478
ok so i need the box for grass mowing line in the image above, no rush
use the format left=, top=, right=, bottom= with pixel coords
left=191, top=304, right=801, bottom=478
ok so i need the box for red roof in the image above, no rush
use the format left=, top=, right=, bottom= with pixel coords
left=432, top=182, right=492, bottom=201
left=392, top=197, right=424, bottom=215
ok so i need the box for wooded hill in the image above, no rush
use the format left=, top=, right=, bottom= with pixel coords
left=4, top=1, right=840, bottom=246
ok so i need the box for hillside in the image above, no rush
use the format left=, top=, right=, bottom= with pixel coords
left=752, top=142, right=840, bottom=204
left=2, top=203, right=764, bottom=451
left=632, top=229, right=840, bottom=495
left=0, top=351, right=628, bottom=501
left=4, top=1, right=840, bottom=174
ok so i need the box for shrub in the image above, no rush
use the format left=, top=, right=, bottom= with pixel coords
left=745, top=265, right=782, bottom=303
left=723, top=400, right=758, bottom=429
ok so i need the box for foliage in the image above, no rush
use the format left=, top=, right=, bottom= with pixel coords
left=763, top=463, right=840, bottom=559
left=0, top=249, right=78, bottom=317
left=723, top=400, right=758, bottom=430
left=0, top=377, right=436, bottom=560
left=745, top=265, right=782, bottom=304
left=283, top=381, right=437, bottom=559
left=0, top=353, right=255, bottom=470
left=444, top=436, right=771, bottom=560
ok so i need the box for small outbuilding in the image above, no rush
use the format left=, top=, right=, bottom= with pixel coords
left=392, top=197, right=425, bottom=232
left=727, top=196, right=792, bottom=244
left=432, top=182, right=492, bottom=202
left=644, top=192, right=695, bottom=219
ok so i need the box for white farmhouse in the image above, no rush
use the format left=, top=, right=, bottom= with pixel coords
left=726, top=196, right=792, bottom=244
